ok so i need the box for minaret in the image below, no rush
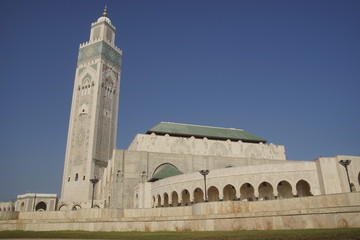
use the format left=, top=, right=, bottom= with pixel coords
left=61, top=8, right=122, bottom=205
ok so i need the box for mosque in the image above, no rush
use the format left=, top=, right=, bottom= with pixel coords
left=0, top=9, right=359, bottom=231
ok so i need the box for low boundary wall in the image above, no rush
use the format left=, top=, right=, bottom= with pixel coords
left=0, top=192, right=359, bottom=231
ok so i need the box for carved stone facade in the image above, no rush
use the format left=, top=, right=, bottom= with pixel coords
left=57, top=11, right=360, bottom=212
left=0, top=9, right=360, bottom=234
left=61, top=12, right=122, bottom=204
left=128, top=134, right=286, bottom=160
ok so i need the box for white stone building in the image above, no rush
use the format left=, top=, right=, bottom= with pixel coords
left=1, top=9, right=359, bottom=215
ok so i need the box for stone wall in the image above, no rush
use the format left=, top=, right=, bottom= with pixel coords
left=0, top=192, right=359, bottom=231
left=315, top=155, right=360, bottom=194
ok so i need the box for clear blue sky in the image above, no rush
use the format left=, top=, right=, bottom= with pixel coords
left=0, top=0, right=359, bottom=202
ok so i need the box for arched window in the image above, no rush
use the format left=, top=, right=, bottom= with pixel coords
left=81, top=78, right=91, bottom=96
left=59, top=205, right=68, bottom=211
left=35, top=201, right=47, bottom=211
left=75, top=173, right=79, bottom=181
left=103, top=79, right=114, bottom=99
left=72, top=205, right=81, bottom=211
left=79, top=103, right=88, bottom=116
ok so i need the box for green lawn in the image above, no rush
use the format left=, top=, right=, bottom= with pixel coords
left=0, top=228, right=359, bottom=240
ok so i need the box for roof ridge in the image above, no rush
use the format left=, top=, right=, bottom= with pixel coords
left=160, top=122, right=244, bottom=131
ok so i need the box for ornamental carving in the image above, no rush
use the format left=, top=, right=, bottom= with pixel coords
left=73, top=155, right=84, bottom=166
left=78, top=41, right=121, bottom=68
left=75, top=128, right=86, bottom=146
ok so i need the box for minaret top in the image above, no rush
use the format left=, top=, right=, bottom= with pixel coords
left=96, top=5, right=111, bottom=25
left=87, top=6, right=119, bottom=47
left=102, top=5, right=107, bottom=17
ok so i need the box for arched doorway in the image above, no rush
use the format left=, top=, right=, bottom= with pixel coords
left=277, top=180, right=293, bottom=199
left=193, top=188, right=204, bottom=203
left=296, top=180, right=312, bottom=197
left=163, top=193, right=169, bottom=207
left=223, top=184, right=237, bottom=201
left=181, top=189, right=190, bottom=206
left=258, top=182, right=275, bottom=200
left=157, top=194, right=161, bottom=207
left=208, top=186, right=219, bottom=202
left=171, top=191, right=179, bottom=207
left=35, top=201, right=47, bottom=211
left=240, top=183, right=255, bottom=201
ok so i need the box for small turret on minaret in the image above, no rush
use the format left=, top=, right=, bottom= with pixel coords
left=89, top=6, right=116, bottom=45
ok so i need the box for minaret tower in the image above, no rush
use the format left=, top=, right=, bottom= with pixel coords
left=61, top=7, right=122, bottom=205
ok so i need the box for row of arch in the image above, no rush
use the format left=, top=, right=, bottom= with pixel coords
left=58, top=204, right=99, bottom=211
left=78, top=77, right=94, bottom=96
left=151, top=180, right=312, bottom=208
left=78, top=79, right=115, bottom=98
left=102, top=79, right=115, bottom=99
left=0, top=201, right=47, bottom=212
left=0, top=206, right=14, bottom=211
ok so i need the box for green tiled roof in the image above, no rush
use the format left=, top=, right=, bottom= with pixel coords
left=149, top=164, right=183, bottom=182
left=146, top=122, right=266, bottom=143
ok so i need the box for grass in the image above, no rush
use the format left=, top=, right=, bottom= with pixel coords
left=0, top=228, right=360, bottom=240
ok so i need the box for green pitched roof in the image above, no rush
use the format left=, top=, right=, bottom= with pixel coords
left=146, top=122, right=266, bottom=143
left=149, top=164, right=183, bottom=182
